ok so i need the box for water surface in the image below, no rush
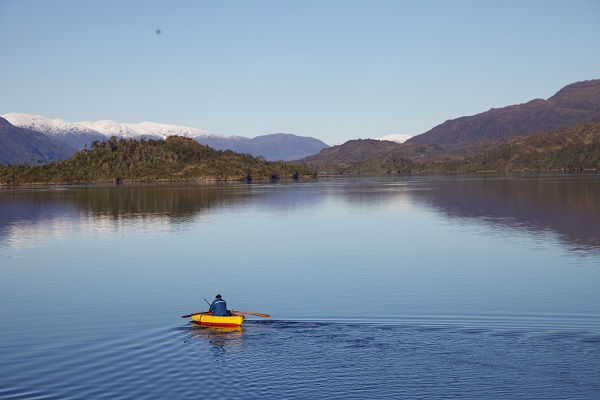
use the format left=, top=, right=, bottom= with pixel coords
left=1, top=174, right=599, bottom=399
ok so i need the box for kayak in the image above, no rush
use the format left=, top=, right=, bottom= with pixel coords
left=191, top=312, right=244, bottom=327
left=182, top=309, right=268, bottom=325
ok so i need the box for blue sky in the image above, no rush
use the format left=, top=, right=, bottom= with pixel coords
left=1, top=0, right=599, bottom=145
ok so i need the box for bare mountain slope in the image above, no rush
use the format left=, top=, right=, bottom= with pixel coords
left=0, top=117, right=76, bottom=165
left=407, top=79, right=600, bottom=149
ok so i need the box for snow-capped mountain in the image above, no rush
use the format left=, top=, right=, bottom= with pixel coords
left=4, top=113, right=101, bottom=135
left=3, top=113, right=107, bottom=150
left=2, top=113, right=329, bottom=161
left=0, top=116, right=76, bottom=165
left=3, top=113, right=236, bottom=141
left=77, top=120, right=242, bottom=140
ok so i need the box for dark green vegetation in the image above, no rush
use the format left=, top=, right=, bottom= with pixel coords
left=0, top=136, right=317, bottom=184
left=302, top=121, right=600, bottom=174
left=455, top=121, right=600, bottom=172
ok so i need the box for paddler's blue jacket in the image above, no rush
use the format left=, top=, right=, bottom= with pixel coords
left=208, top=297, right=229, bottom=316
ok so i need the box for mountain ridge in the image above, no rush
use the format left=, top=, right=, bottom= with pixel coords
left=407, top=79, right=600, bottom=149
left=3, top=113, right=241, bottom=141
left=4, top=79, right=598, bottom=168
left=301, top=78, right=600, bottom=167
left=301, top=121, right=600, bottom=174
left=2, top=113, right=329, bottom=162
left=0, top=117, right=76, bottom=165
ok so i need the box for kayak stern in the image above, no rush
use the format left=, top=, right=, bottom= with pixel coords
left=191, top=313, right=244, bottom=327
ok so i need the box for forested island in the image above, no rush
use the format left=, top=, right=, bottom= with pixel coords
left=0, top=136, right=317, bottom=184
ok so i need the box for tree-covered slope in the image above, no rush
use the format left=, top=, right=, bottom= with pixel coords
left=0, top=136, right=317, bottom=184
left=305, top=121, right=600, bottom=174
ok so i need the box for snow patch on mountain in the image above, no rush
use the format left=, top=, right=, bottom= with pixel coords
left=77, top=119, right=236, bottom=140
left=371, top=134, right=412, bottom=143
left=3, top=113, right=100, bottom=137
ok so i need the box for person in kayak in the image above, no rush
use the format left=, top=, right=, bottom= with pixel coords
left=208, top=294, right=230, bottom=316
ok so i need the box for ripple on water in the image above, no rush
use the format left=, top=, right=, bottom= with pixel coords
left=1, top=320, right=599, bottom=399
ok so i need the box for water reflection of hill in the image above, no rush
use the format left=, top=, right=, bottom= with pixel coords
left=70, top=184, right=254, bottom=222
left=0, top=184, right=252, bottom=240
left=2, top=176, right=598, bottom=253
left=0, top=182, right=323, bottom=241
left=0, top=189, right=77, bottom=242
left=415, top=174, right=600, bottom=252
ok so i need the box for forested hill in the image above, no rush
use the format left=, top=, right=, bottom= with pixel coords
left=0, top=136, right=317, bottom=184
left=300, top=121, right=600, bottom=174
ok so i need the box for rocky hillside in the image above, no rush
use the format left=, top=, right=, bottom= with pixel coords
left=300, top=79, right=600, bottom=170
left=302, top=121, right=600, bottom=174
left=407, top=79, right=600, bottom=149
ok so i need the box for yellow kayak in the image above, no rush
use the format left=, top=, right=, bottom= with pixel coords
left=191, top=312, right=244, bottom=327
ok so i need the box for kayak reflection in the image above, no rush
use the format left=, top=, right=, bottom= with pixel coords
left=191, top=324, right=244, bottom=357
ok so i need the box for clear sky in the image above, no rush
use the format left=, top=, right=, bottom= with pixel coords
left=1, top=0, right=599, bottom=145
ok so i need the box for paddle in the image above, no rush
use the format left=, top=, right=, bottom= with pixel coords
left=181, top=299, right=212, bottom=318
left=181, top=310, right=270, bottom=318
left=181, top=312, right=204, bottom=318
left=183, top=297, right=270, bottom=318
left=230, top=310, right=270, bottom=318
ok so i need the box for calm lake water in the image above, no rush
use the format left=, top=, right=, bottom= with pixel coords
left=1, top=173, right=599, bottom=399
